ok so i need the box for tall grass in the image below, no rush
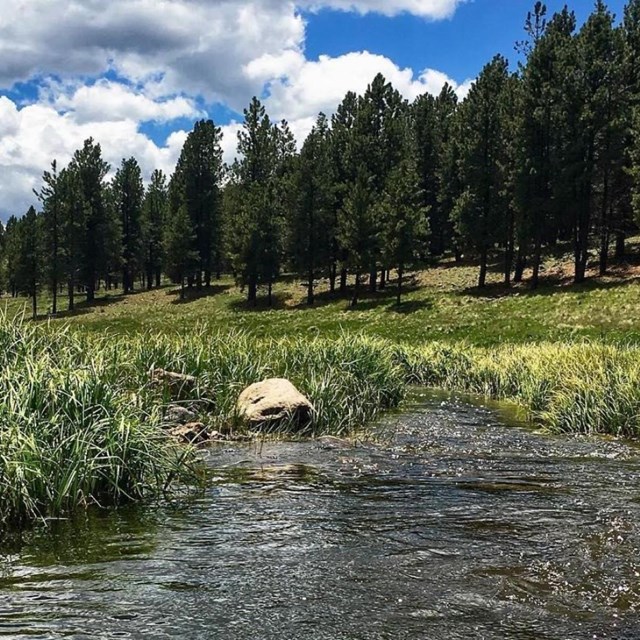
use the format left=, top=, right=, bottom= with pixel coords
left=4, top=305, right=639, bottom=529
left=0, top=317, right=405, bottom=528
left=395, top=341, right=640, bottom=438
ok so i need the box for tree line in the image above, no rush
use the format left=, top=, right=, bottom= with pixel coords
left=3, top=0, right=640, bottom=317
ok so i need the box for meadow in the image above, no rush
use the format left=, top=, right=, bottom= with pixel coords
left=7, top=252, right=640, bottom=347
left=3, top=250, right=640, bottom=527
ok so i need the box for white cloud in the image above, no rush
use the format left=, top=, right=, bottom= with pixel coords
left=299, top=0, right=465, bottom=19
left=253, top=51, right=472, bottom=122
left=0, top=0, right=306, bottom=109
left=0, top=95, right=188, bottom=217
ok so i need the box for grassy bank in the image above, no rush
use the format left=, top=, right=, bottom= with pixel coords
left=396, top=341, right=640, bottom=438
left=0, top=316, right=404, bottom=528
left=4, top=251, right=640, bottom=527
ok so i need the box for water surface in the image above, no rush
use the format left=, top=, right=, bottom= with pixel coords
left=1, top=390, right=639, bottom=639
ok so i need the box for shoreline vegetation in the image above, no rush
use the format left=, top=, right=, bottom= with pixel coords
left=3, top=255, right=640, bottom=529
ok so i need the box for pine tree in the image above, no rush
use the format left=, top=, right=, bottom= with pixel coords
left=171, top=120, right=224, bottom=288
left=354, top=74, right=406, bottom=291
left=35, top=160, right=64, bottom=313
left=379, top=156, right=428, bottom=306
left=557, top=2, right=622, bottom=282
left=228, top=97, right=283, bottom=305
left=331, top=91, right=360, bottom=293
left=142, top=169, right=168, bottom=289
left=57, top=166, right=88, bottom=311
left=454, top=55, right=511, bottom=288
left=14, top=206, right=41, bottom=319
left=68, top=138, right=114, bottom=301
left=338, top=168, right=374, bottom=307
left=289, top=113, right=335, bottom=305
left=113, top=157, right=144, bottom=293
left=164, top=205, right=198, bottom=300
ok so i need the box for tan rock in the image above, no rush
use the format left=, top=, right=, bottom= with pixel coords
left=237, top=378, right=313, bottom=430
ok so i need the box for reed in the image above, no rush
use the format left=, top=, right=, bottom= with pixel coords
left=0, top=317, right=405, bottom=527
left=395, top=341, right=640, bottom=438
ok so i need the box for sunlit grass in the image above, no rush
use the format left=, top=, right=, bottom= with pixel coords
left=0, top=316, right=406, bottom=529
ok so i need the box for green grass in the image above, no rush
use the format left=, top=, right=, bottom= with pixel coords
left=4, top=248, right=640, bottom=526
left=7, top=252, right=640, bottom=347
left=0, top=315, right=406, bottom=528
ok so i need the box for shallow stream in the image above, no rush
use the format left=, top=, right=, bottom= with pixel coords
left=1, top=390, right=640, bottom=639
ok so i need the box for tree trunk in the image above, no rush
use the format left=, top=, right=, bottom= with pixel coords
left=307, top=268, right=314, bottom=306
left=351, top=272, right=360, bottom=307
left=478, top=249, right=488, bottom=288
left=68, top=280, right=75, bottom=312
left=380, top=268, right=386, bottom=290
left=369, top=267, right=377, bottom=293
left=329, top=262, right=336, bottom=294
left=180, top=277, right=185, bottom=300
left=147, top=266, right=153, bottom=290
left=514, top=246, right=526, bottom=283
left=531, top=235, right=542, bottom=290
left=396, top=264, right=403, bottom=307
left=156, top=269, right=162, bottom=288
left=340, top=268, right=347, bottom=293
left=86, top=281, right=95, bottom=303
left=268, top=281, right=273, bottom=307
left=205, top=270, right=211, bottom=288
left=248, top=279, right=257, bottom=306
left=51, top=277, right=57, bottom=315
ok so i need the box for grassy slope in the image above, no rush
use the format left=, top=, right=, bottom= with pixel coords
left=6, top=251, right=640, bottom=346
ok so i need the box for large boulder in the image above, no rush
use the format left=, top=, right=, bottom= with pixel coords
left=237, top=378, right=314, bottom=430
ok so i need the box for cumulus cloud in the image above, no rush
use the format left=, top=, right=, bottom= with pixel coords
left=0, top=0, right=305, bottom=108
left=0, top=95, right=188, bottom=217
left=248, top=51, right=472, bottom=121
left=50, top=79, right=201, bottom=124
left=299, top=0, right=465, bottom=19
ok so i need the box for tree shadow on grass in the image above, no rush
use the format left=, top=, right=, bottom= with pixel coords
left=168, top=283, right=234, bottom=305
left=459, top=270, right=640, bottom=301
left=385, top=299, right=434, bottom=314
left=227, top=291, right=293, bottom=312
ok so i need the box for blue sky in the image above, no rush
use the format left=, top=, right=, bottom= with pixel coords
left=0, top=0, right=629, bottom=219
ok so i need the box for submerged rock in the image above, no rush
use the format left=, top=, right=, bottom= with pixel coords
left=237, top=378, right=313, bottom=430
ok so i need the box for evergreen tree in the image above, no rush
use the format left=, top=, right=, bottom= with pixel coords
left=68, top=138, right=115, bottom=301
left=58, top=167, right=87, bottom=311
left=113, top=157, right=144, bottom=292
left=142, top=169, right=168, bottom=289
left=164, top=205, right=198, bottom=300
left=454, top=55, right=511, bottom=288
left=228, top=97, right=283, bottom=305
left=379, top=156, right=428, bottom=305
left=171, top=120, right=224, bottom=287
left=35, top=160, right=64, bottom=313
left=338, top=168, right=374, bottom=306
left=289, top=113, right=335, bottom=305
left=331, top=91, right=360, bottom=292
left=14, top=206, right=41, bottom=319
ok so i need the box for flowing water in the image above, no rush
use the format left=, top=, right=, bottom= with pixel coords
left=1, top=390, right=640, bottom=639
